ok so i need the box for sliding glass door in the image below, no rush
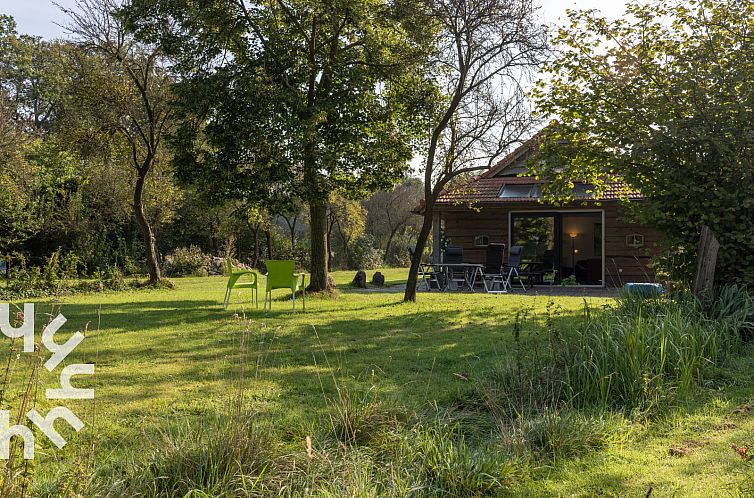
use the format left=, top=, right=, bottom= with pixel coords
left=510, top=212, right=603, bottom=285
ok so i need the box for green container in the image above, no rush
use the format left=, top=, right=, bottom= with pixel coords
left=623, top=283, right=664, bottom=298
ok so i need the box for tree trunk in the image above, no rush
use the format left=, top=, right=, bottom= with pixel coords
left=134, top=170, right=161, bottom=284
left=308, top=198, right=330, bottom=291
left=252, top=223, right=260, bottom=267
left=265, top=230, right=273, bottom=259
left=383, top=225, right=401, bottom=264
left=403, top=202, right=434, bottom=302
left=327, top=214, right=335, bottom=271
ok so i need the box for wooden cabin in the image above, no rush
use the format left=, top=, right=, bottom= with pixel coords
left=425, top=134, right=662, bottom=287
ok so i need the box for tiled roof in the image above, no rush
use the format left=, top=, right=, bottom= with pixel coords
left=435, top=176, right=641, bottom=205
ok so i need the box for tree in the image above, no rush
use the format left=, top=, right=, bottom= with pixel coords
left=0, top=90, right=38, bottom=254
left=327, top=194, right=366, bottom=268
left=61, top=0, right=173, bottom=283
left=363, top=177, right=423, bottom=263
left=0, top=15, right=67, bottom=133
left=124, top=0, right=433, bottom=291
left=403, top=0, right=547, bottom=302
left=531, top=0, right=754, bottom=286
left=277, top=206, right=305, bottom=257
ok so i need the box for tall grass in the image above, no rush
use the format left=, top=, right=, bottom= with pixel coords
left=483, top=287, right=750, bottom=420
left=565, top=292, right=744, bottom=412
left=92, top=412, right=273, bottom=497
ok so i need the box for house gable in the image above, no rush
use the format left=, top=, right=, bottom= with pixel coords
left=481, top=127, right=549, bottom=178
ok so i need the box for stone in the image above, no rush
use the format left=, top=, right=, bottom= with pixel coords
left=371, top=271, right=385, bottom=286
left=352, top=270, right=367, bottom=288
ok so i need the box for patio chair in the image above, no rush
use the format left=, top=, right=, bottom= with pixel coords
left=223, top=258, right=258, bottom=309
left=503, top=246, right=528, bottom=292
left=444, top=246, right=467, bottom=291
left=263, top=260, right=306, bottom=313
left=480, top=243, right=507, bottom=293
left=409, top=246, right=441, bottom=291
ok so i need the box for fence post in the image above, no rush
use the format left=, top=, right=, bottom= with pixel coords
left=693, top=225, right=719, bottom=306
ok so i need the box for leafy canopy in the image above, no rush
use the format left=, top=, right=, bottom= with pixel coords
left=532, top=0, right=754, bottom=285
left=125, top=0, right=435, bottom=207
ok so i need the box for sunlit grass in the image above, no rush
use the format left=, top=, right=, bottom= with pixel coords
left=3, top=269, right=752, bottom=496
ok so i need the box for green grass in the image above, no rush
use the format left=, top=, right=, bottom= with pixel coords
left=3, top=268, right=753, bottom=496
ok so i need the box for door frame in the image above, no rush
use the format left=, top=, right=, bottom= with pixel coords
left=508, top=209, right=606, bottom=287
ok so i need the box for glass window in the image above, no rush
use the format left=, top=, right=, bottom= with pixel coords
left=571, top=183, right=596, bottom=198
left=474, top=235, right=489, bottom=247
left=500, top=184, right=541, bottom=198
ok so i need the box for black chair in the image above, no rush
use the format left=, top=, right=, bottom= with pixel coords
left=480, top=243, right=507, bottom=293
left=444, top=246, right=467, bottom=290
left=503, top=245, right=528, bottom=292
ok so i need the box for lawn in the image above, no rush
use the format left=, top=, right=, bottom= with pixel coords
left=5, top=268, right=754, bottom=496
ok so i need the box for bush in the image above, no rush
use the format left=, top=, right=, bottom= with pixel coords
left=163, top=246, right=210, bottom=277
left=350, top=235, right=384, bottom=270
left=0, top=251, right=143, bottom=299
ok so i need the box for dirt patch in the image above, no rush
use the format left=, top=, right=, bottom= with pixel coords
left=732, top=400, right=754, bottom=415
left=668, top=440, right=705, bottom=457
left=718, top=421, right=738, bottom=431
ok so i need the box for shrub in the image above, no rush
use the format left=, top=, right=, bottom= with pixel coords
left=385, top=231, right=415, bottom=267
left=350, top=235, right=384, bottom=270
left=565, top=293, right=744, bottom=412
left=105, top=266, right=126, bottom=291
left=163, top=246, right=210, bottom=277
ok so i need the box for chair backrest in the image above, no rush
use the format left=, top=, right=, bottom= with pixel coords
left=444, top=246, right=464, bottom=264
left=224, top=258, right=233, bottom=275
left=485, top=244, right=505, bottom=274
left=265, top=260, right=296, bottom=289
left=507, top=245, right=524, bottom=268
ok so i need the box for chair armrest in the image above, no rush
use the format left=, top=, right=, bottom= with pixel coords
left=295, top=273, right=306, bottom=288
left=231, top=268, right=255, bottom=276
left=235, top=270, right=257, bottom=285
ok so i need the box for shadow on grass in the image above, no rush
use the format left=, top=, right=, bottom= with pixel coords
left=28, top=292, right=590, bottom=424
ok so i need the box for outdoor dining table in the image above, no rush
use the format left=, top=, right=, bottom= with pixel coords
left=428, top=262, right=485, bottom=292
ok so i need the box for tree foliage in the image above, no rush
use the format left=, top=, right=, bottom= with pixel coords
left=532, top=0, right=754, bottom=285
left=363, top=177, right=423, bottom=264
left=61, top=0, right=175, bottom=283
left=124, top=0, right=434, bottom=290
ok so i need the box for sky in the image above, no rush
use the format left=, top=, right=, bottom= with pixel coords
left=3, top=0, right=629, bottom=39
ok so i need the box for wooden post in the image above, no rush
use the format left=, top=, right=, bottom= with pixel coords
left=693, top=225, right=719, bottom=305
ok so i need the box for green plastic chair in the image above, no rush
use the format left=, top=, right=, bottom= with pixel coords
left=223, top=258, right=258, bottom=309
left=263, top=260, right=306, bottom=313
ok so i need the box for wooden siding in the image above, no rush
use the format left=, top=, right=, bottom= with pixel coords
left=438, top=202, right=661, bottom=286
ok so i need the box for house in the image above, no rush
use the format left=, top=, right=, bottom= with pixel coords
left=426, top=133, right=661, bottom=286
